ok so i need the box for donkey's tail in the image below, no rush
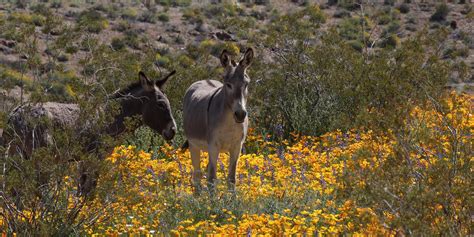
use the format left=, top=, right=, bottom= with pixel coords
left=180, top=140, right=189, bottom=150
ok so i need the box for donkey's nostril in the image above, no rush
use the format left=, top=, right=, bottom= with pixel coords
left=234, top=110, right=247, bottom=122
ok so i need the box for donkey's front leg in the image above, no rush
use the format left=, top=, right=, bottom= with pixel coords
left=207, top=144, right=219, bottom=190
left=227, top=143, right=242, bottom=191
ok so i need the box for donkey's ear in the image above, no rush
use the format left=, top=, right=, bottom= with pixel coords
left=220, top=50, right=232, bottom=68
left=139, top=71, right=154, bottom=91
left=155, top=70, right=176, bottom=89
left=239, top=48, right=254, bottom=69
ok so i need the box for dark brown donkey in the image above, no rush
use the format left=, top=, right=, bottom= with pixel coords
left=3, top=70, right=177, bottom=194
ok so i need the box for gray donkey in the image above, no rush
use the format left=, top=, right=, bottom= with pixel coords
left=4, top=70, right=177, bottom=194
left=183, top=48, right=254, bottom=190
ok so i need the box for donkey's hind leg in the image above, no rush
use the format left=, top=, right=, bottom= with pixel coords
left=190, top=145, right=202, bottom=192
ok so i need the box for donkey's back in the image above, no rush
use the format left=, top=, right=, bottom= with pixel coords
left=183, top=79, right=222, bottom=142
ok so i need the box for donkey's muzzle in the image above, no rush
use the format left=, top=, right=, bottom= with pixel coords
left=234, top=110, right=247, bottom=123
left=163, top=126, right=176, bottom=141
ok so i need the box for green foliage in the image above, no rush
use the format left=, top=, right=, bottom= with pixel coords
left=380, top=34, right=400, bottom=48
left=158, top=13, right=170, bottom=22
left=204, top=4, right=240, bottom=19
left=121, top=7, right=138, bottom=21
left=111, top=37, right=126, bottom=50
left=258, top=11, right=449, bottom=136
left=334, top=9, right=351, bottom=18
left=0, top=66, right=33, bottom=90
left=77, top=9, right=109, bottom=33
left=347, top=39, right=364, bottom=52
left=182, top=7, right=204, bottom=24
left=397, top=3, right=410, bottom=14
left=430, top=4, right=450, bottom=22
left=158, top=0, right=192, bottom=7
left=155, top=54, right=170, bottom=66
left=138, top=10, right=157, bottom=23
left=337, top=16, right=372, bottom=42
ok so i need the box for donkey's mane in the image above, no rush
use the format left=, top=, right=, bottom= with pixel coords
left=109, top=82, right=143, bottom=100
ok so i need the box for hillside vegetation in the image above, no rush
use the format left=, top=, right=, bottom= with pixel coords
left=0, top=1, right=472, bottom=235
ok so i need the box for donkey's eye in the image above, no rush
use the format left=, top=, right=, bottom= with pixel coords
left=226, top=83, right=232, bottom=89
left=156, top=102, right=166, bottom=109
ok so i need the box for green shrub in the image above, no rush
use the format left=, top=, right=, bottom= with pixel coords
left=347, top=39, right=364, bottom=52
left=397, top=3, right=410, bottom=14
left=430, top=4, right=449, bottom=22
left=338, top=2, right=359, bottom=11
left=182, top=8, right=203, bottom=24
left=155, top=54, right=170, bottom=66
left=123, top=30, right=140, bottom=49
left=50, top=1, right=62, bottom=9
left=177, top=54, right=194, bottom=67
left=380, top=34, right=400, bottom=48
left=303, top=4, right=326, bottom=24
left=258, top=12, right=448, bottom=135
left=77, top=9, right=109, bottom=33
left=377, top=14, right=391, bottom=25
left=158, top=13, right=170, bottom=22
left=138, top=10, right=157, bottom=23
left=121, top=7, right=138, bottom=21
left=111, top=37, right=126, bottom=50
left=338, top=16, right=372, bottom=41
left=333, top=9, right=350, bottom=18
left=30, top=3, right=50, bottom=15
left=383, top=20, right=401, bottom=35
left=0, top=66, right=33, bottom=90
left=114, top=20, right=131, bottom=32
left=31, top=14, right=46, bottom=26
left=175, top=34, right=185, bottom=44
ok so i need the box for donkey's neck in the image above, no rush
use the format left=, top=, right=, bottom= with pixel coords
left=106, top=97, right=144, bottom=136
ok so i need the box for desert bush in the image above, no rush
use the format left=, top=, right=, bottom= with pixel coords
left=257, top=10, right=448, bottom=136
left=138, top=10, right=157, bottom=23
left=123, top=29, right=141, bottom=49
left=114, top=20, right=131, bottom=32
left=333, top=9, right=351, bottom=18
left=430, top=3, right=450, bottom=22
left=121, top=7, right=138, bottom=21
left=204, top=4, right=239, bottom=19
left=182, top=8, right=203, bottom=24
left=379, top=34, right=400, bottom=48
left=337, top=16, right=372, bottom=42
left=347, top=39, right=364, bottom=52
left=77, top=9, right=109, bottom=33
left=111, top=37, right=126, bottom=50
left=158, top=13, right=170, bottom=22
left=158, top=0, right=191, bottom=7
left=0, top=66, right=33, bottom=90
left=443, top=45, right=469, bottom=59
left=50, top=1, right=62, bottom=9
left=383, top=20, right=401, bottom=35
left=338, top=93, right=472, bottom=235
left=338, top=2, right=359, bottom=11
left=397, top=3, right=410, bottom=14
left=155, top=53, right=170, bottom=66
left=377, top=13, right=391, bottom=25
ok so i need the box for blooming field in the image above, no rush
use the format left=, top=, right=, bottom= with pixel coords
left=1, top=93, right=472, bottom=235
